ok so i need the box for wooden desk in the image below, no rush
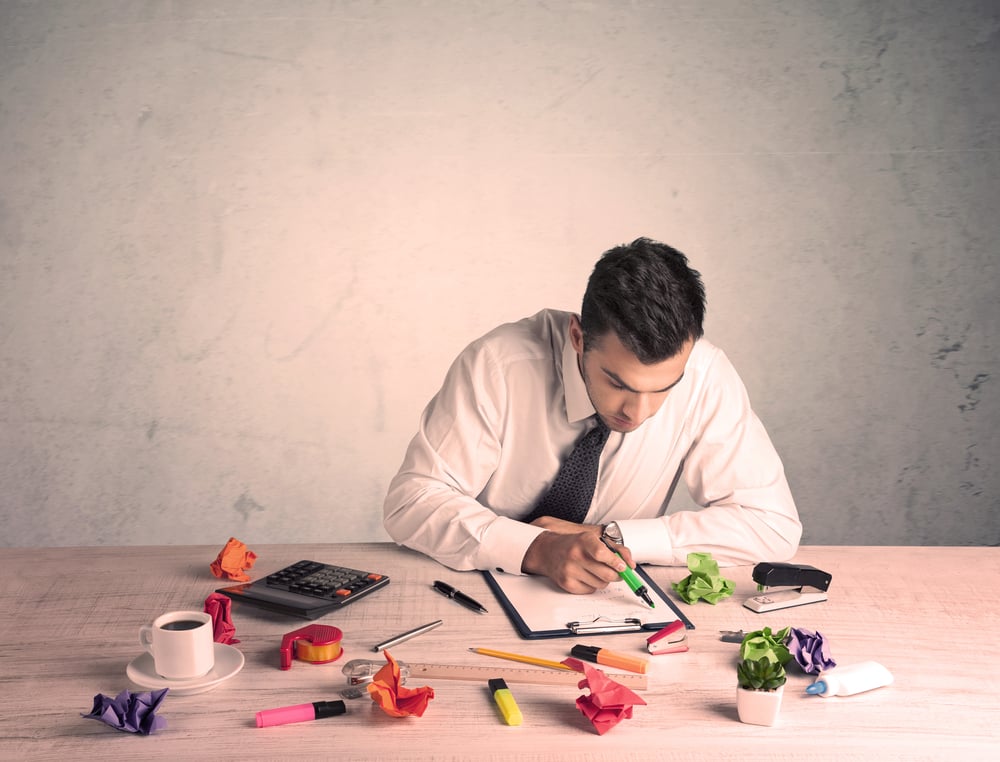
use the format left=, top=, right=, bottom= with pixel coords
left=1, top=544, right=997, bottom=760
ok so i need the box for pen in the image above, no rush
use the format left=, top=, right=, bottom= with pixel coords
left=570, top=644, right=649, bottom=674
left=600, top=537, right=655, bottom=608
left=255, top=700, right=346, bottom=728
left=488, top=678, right=523, bottom=725
left=470, top=647, right=575, bottom=671
left=372, top=619, right=444, bottom=652
left=433, top=580, right=488, bottom=613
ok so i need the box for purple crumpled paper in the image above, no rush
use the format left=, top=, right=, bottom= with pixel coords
left=787, top=627, right=836, bottom=674
left=82, top=688, right=169, bottom=735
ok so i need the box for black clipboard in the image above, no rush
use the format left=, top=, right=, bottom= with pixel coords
left=483, top=565, right=694, bottom=639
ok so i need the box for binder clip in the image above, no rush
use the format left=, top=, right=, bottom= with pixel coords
left=280, top=624, right=344, bottom=670
left=646, top=620, right=688, bottom=655
left=743, top=562, right=832, bottom=613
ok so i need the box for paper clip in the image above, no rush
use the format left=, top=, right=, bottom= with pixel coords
left=567, top=616, right=643, bottom=635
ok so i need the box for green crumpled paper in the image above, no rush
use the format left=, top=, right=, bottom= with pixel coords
left=671, top=552, right=735, bottom=604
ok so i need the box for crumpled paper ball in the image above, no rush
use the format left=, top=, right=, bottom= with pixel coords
left=574, top=661, right=646, bottom=735
left=203, top=592, right=240, bottom=644
left=787, top=626, right=836, bottom=674
left=367, top=650, right=434, bottom=717
left=671, top=552, right=735, bottom=604
left=210, top=537, right=257, bottom=582
left=82, top=688, right=168, bottom=735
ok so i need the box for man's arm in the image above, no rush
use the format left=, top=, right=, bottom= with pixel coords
left=617, top=350, right=802, bottom=566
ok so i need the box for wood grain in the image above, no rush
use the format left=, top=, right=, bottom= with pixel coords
left=1, top=544, right=997, bottom=760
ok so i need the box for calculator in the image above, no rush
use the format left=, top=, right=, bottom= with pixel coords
left=215, top=560, right=390, bottom=620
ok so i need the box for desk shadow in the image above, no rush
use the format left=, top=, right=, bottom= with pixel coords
left=707, top=700, right=738, bottom=722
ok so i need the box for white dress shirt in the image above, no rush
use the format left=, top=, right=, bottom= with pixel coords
left=383, top=309, right=801, bottom=575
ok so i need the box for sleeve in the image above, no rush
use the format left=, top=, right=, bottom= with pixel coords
left=382, top=339, right=544, bottom=574
left=621, top=351, right=802, bottom=567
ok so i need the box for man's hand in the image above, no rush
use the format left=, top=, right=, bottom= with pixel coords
left=521, top=522, right=636, bottom=594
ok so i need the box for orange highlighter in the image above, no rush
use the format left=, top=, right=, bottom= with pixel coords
left=570, top=644, right=649, bottom=674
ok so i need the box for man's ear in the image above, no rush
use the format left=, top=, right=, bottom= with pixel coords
left=569, top=314, right=585, bottom=354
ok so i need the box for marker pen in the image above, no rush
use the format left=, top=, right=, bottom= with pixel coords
left=600, top=537, right=655, bottom=608
left=256, top=700, right=346, bottom=728
left=488, top=678, right=523, bottom=726
left=570, top=644, right=649, bottom=674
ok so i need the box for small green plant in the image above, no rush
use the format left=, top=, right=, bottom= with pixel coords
left=737, top=657, right=787, bottom=692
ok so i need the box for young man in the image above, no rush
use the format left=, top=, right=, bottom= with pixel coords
left=383, top=238, right=801, bottom=594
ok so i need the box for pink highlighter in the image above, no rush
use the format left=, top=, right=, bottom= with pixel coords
left=256, top=700, right=346, bottom=728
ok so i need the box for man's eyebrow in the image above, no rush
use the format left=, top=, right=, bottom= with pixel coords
left=603, top=369, right=685, bottom=394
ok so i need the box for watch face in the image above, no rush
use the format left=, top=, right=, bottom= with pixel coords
left=603, top=523, right=622, bottom=543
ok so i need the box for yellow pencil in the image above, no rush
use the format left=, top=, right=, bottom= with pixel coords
left=469, top=647, right=575, bottom=671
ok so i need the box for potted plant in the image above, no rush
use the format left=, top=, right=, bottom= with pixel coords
left=735, top=626, right=791, bottom=726
left=736, top=656, right=787, bottom=726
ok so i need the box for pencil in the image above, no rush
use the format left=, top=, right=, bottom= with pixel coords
left=469, top=647, right=575, bottom=671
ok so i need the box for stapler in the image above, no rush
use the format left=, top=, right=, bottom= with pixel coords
left=743, top=562, right=832, bottom=613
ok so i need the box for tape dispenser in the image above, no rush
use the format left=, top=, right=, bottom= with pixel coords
left=280, top=624, right=344, bottom=670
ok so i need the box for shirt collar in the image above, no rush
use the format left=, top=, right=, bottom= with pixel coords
left=561, top=321, right=596, bottom=424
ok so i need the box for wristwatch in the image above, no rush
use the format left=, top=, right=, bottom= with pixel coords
left=601, top=521, right=623, bottom=545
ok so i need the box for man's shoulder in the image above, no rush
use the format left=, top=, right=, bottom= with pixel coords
left=471, top=309, right=571, bottom=357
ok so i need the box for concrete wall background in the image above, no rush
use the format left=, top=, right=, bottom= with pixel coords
left=2, top=1, right=997, bottom=549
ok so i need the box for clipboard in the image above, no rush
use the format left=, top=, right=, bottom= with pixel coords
left=483, top=565, right=694, bottom=639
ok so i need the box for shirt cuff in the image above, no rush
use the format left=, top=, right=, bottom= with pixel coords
left=616, top=519, right=675, bottom=566
left=478, top=516, right=545, bottom=575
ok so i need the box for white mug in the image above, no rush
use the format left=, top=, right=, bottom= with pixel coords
left=138, top=610, right=215, bottom=680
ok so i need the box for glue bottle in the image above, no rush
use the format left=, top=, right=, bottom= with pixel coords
left=805, top=661, right=893, bottom=697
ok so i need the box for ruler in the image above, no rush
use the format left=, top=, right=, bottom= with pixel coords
left=407, top=662, right=647, bottom=690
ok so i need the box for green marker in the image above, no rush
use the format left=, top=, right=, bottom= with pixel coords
left=600, top=537, right=655, bottom=608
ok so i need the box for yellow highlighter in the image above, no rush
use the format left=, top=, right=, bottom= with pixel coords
left=488, top=678, right=523, bottom=726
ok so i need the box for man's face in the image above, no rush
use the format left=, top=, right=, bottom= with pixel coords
left=570, top=316, right=692, bottom=434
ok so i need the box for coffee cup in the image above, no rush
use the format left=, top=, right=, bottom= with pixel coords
left=138, top=610, right=215, bottom=680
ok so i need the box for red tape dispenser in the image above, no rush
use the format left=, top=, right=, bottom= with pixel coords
left=280, top=624, right=344, bottom=670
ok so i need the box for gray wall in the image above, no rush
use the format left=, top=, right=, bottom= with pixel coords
left=2, top=1, right=997, bottom=549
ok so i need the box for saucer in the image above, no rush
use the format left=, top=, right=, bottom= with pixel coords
left=126, top=643, right=245, bottom=695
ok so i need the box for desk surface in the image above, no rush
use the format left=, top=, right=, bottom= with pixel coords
left=1, top=544, right=998, bottom=761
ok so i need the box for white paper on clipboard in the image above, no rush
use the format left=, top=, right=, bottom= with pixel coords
left=483, top=566, right=693, bottom=639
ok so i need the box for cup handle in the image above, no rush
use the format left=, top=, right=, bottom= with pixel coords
left=139, top=625, right=154, bottom=653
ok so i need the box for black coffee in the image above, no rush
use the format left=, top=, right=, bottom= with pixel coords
left=160, top=619, right=204, bottom=631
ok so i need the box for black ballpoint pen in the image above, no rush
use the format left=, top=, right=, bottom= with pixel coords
left=432, top=580, right=488, bottom=613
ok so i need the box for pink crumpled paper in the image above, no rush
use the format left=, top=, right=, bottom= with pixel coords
left=203, top=592, right=240, bottom=645
left=571, top=660, right=647, bottom=734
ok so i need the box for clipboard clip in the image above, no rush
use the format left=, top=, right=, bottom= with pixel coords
left=567, top=616, right=643, bottom=635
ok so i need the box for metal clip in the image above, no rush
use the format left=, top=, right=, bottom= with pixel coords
left=567, top=616, right=643, bottom=635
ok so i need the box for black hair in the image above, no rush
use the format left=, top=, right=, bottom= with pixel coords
left=580, top=237, right=706, bottom=363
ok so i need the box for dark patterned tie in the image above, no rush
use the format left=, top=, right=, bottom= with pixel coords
left=525, top=416, right=611, bottom=523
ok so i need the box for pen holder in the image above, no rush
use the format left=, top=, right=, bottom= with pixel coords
left=280, top=625, right=344, bottom=670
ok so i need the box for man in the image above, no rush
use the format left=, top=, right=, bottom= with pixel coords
left=384, top=238, right=801, bottom=594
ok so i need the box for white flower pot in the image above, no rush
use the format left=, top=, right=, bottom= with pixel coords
left=736, top=684, right=784, bottom=726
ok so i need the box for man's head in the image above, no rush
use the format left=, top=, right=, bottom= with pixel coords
left=571, top=238, right=706, bottom=433
left=580, top=237, right=705, bottom=362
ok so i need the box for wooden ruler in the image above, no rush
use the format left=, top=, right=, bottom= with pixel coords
left=407, top=662, right=647, bottom=690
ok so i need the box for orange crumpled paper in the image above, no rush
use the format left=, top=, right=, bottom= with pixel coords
left=210, top=537, right=257, bottom=582
left=367, top=650, right=434, bottom=717
left=571, top=660, right=647, bottom=734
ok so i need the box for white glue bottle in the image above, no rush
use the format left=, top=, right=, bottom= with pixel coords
left=805, top=661, right=893, bottom=697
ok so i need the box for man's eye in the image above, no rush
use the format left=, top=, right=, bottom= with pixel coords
left=609, top=381, right=625, bottom=390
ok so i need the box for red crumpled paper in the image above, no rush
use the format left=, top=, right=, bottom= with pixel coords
left=367, top=650, right=434, bottom=717
left=210, top=537, right=257, bottom=582
left=572, top=660, right=647, bottom=734
left=203, top=592, right=240, bottom=644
